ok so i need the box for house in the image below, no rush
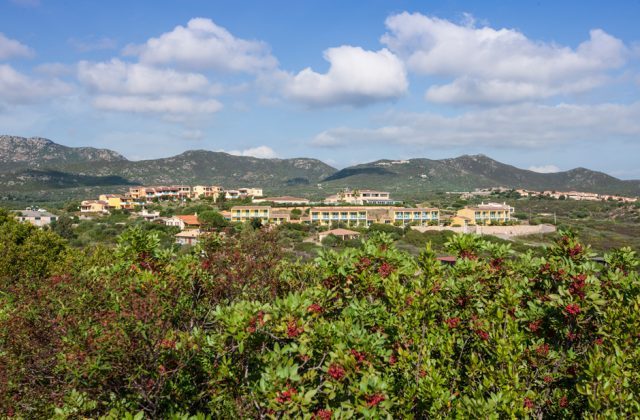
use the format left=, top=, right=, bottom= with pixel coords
left=175, top=229, right=202, bottom=246
left=239, top=187, right=263, bottom=198
left=137, top=208, right=161, bottom=221
left=192, top=185, right=223, bottom=200
left=318, top=228, right=361, bottom=242
left=98, top=194, right=134, bottom=210
left=80, top=200, right=109, bottom=213
left=14, top=208, right=57, bottom=226
left=456, top=202, right=514, bottom=226
left=253, top=196, right=310, bottom=205
left=226, top=187, right=263, bottom=200
left=165, top=214, right=201, bottom=230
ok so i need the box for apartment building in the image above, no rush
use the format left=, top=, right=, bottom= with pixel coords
left=230, top=206, right=270, bottom=224
left=98, top=194, right=134, bottom=210
left=390, top=207, right=440, bottom=226
left=324, top=189, right=398, bottom=205
left=309, top=207, right=369, bottom=226
left=192, top=185, right=223, bottom=200
left=454, top=202, right=514, bottom=226
left=309, top=206, right=439, bottom=227
left=128, top=185, right=191, bottom=200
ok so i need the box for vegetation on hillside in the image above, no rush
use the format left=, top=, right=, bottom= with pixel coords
left=1, top=207, right=639, bottom=418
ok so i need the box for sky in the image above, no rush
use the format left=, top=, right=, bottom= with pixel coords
left=1, top=0, right=639, bottom=178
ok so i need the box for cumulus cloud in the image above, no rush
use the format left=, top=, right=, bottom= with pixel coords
left=284, top=46, right=407, bottom=106
left=528, top=165, right=560, bottom=173
left=78, top=59, right=214, bottom=95
left=0, top=33, right=34, bottom=60
left=0, top=64, right=71, bottom=104
left=381, top=12, right=628, bottom=104
left=123, top=17, right=278, bottom=73
left=92, top=95, right=222, bottom=115
left=226, top=145, right=278, bottom=159
left=77, top=59, right=223, bottom=116
left=311, top=102, right=640, bottom=149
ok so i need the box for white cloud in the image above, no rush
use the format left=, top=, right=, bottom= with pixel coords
left=78, top=59, right=214, bottom=95
left=284, top=46, right=407, bottom=106
left=92, top=95, right=222, bottom=115
left=226, top=145, right=278, bottom=159
left=0, top=64, right=71, bottom=104
left=528, top=165, right=560, bottom=173
left=381, top=12, right=628, bottom=104
left=123, top=17, right=278, bottom=73
left=0, top=33, right=34, bottom=60
left=311, top=102, right=640, bottom=149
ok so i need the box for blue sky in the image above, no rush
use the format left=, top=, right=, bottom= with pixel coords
left=1, top=0, right=639, bottom=178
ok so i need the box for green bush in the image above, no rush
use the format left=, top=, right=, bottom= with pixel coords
left=1, top=208, right=640, bottom=418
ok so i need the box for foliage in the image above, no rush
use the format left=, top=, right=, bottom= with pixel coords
left=1, top=209, right=639, bottom=418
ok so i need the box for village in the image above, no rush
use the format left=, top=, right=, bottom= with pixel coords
left=11, top=184, right=536, bottom=246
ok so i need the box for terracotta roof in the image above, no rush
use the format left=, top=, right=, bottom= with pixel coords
left=176, top=215, right=201, bottom=225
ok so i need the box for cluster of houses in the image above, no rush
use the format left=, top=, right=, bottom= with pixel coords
left=80, top=186, right=264, bottom=213
left=72, top=185, right=521, bottom=245
left=515, top=189, right=637, bottom=203
left=165, top=201, right=516, bottom=245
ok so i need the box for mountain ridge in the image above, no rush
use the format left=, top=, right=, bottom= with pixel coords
left=1, top=135, right=638, bottom=198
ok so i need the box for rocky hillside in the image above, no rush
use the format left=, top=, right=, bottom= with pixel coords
left=0, top=136, right=126, bottom=170
left=0, top=136, right=336, bottom=193
left=0, top=136, right=638, bottom=199
left=323, top=155, right=640, bottom=197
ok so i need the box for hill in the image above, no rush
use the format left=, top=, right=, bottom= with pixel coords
left=323, top=155, right=640, bottom=197
left=1, top=136, right=638, bottom=200
left=0, top=136, right=336, bottom=197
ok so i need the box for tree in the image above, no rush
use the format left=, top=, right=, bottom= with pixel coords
left=198, top=210, right=228, bottom=230
left=51, top=215, right=76, bottom=240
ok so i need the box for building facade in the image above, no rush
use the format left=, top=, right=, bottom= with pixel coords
left=14, top=209, right=57, bottom=227
left=455, top=202, right=514, bottom=226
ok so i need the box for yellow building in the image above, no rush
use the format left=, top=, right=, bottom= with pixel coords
left=80, top=200, right=109, bottom=213
left=309, top=206, right=440, bottom=226
left=390, top=207, right=440, bottom=226
left=309, top=207, right=368, bottom=226
left=455, top=202, right=514, bottom=226
left=230, top=206, right=289, bottom=225
left=98, top=194, right=134, bottom=210
left=193, top=185, right=223, bottom=200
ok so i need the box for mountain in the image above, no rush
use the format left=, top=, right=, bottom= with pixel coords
left=0, top=136, right=336, bottom=195
left=0, top=136, right=125, bottom=171
left=0, top=136, right=638, bottom=200
left=323, top=155, right=640, bottom=197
